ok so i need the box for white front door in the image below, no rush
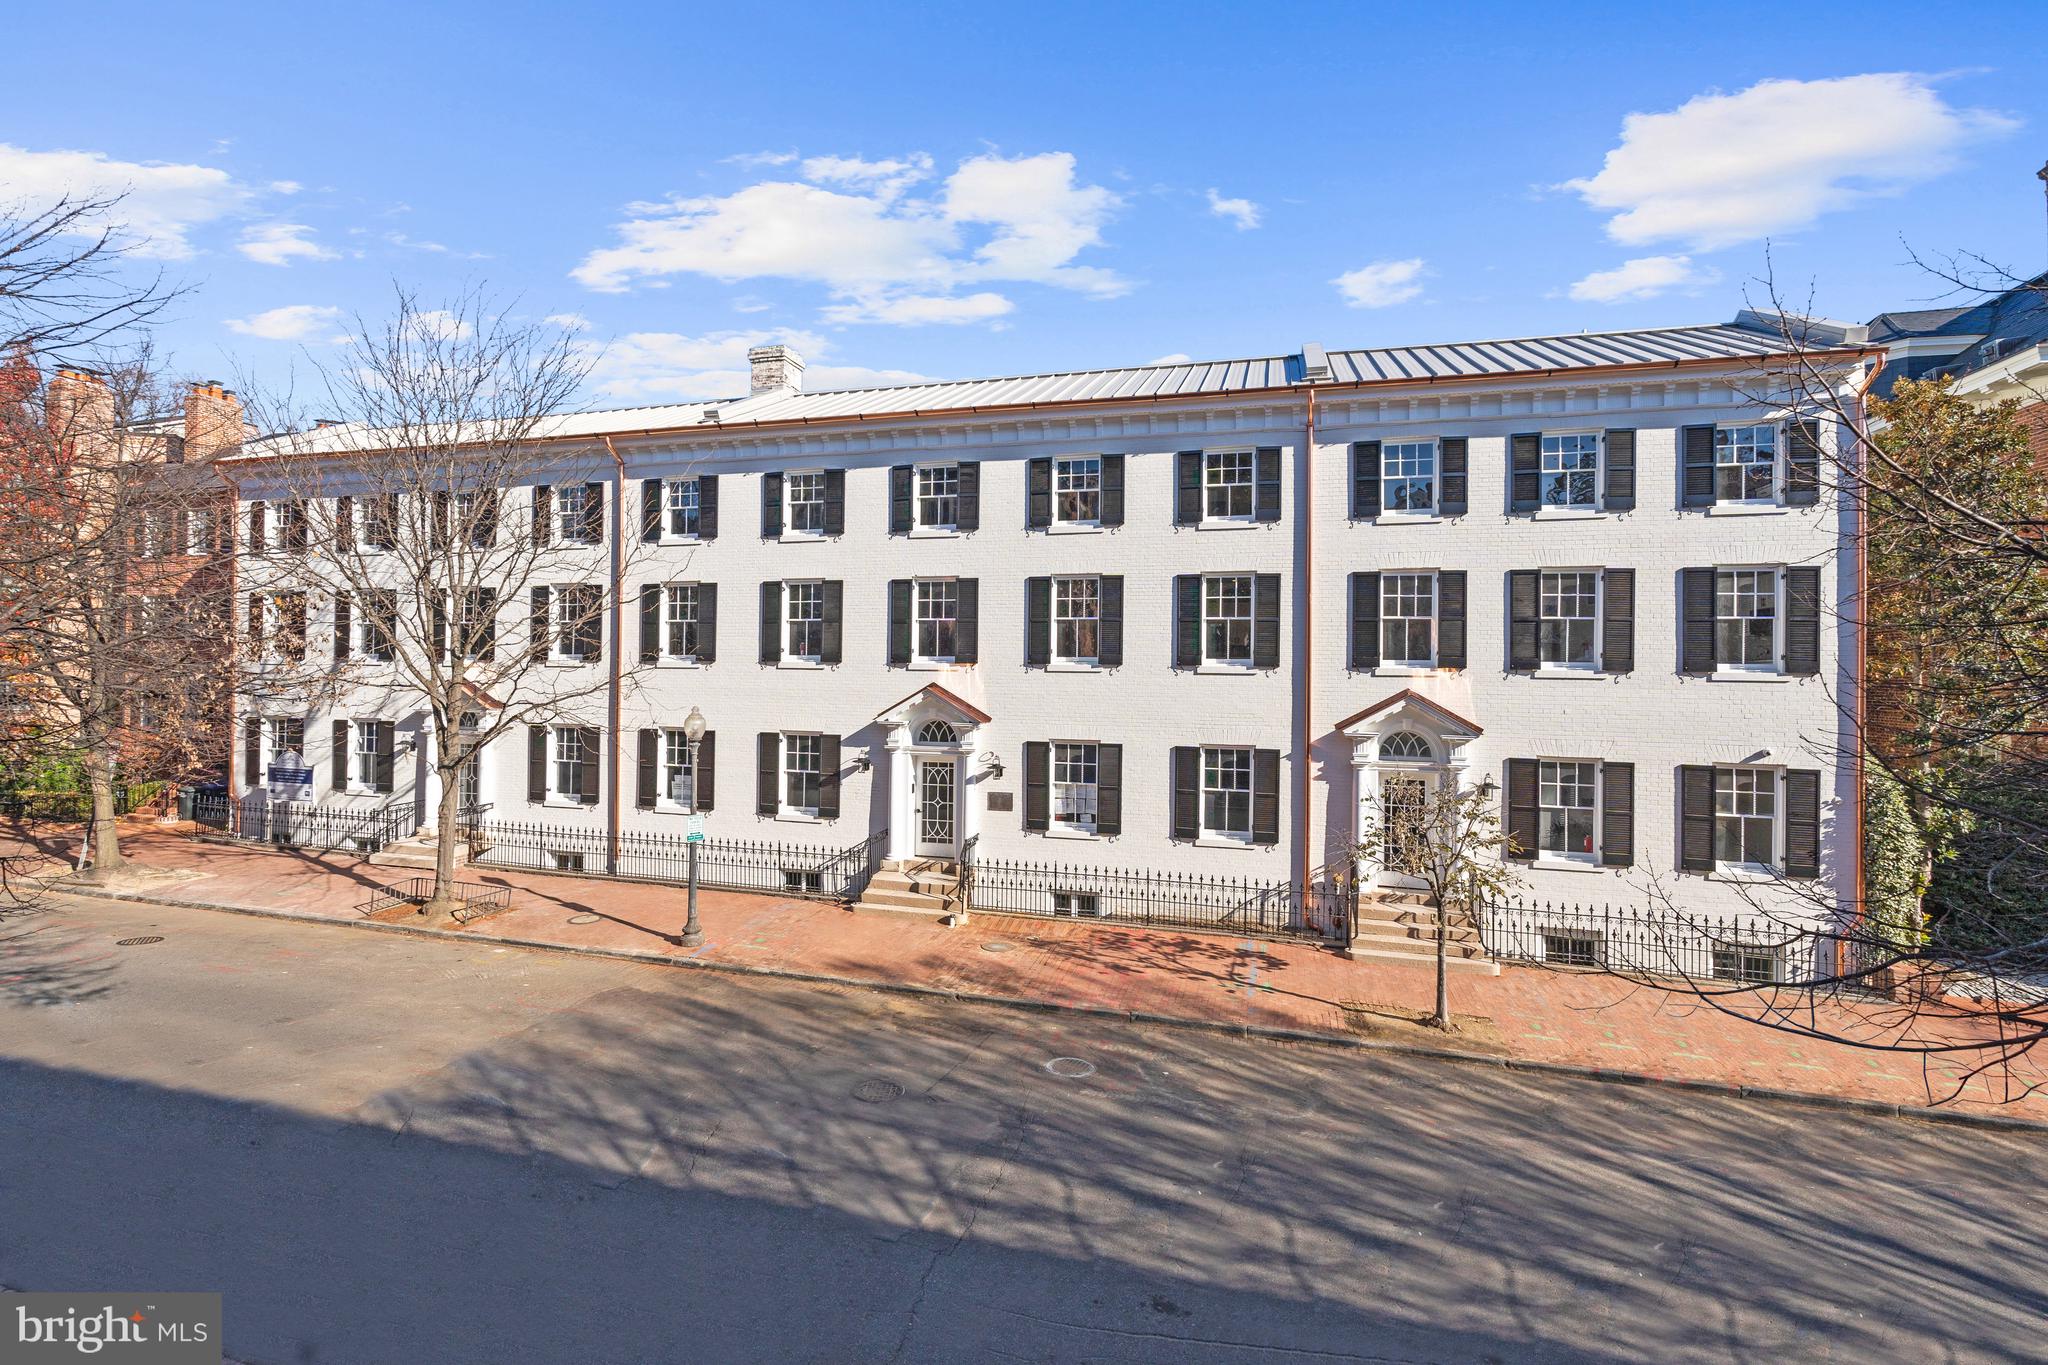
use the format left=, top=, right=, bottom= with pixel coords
left=915, top=757, right=959, bottom=858
left=1377, top=773, right=1431, bottom=889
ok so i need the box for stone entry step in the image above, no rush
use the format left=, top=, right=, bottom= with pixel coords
left=1342, top=894, right=1499, bottom=973
left=852, top=858, right=960, bottom=918
left=368, top=831, right=461, bottom=872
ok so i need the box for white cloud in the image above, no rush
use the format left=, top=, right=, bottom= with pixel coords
left=237, top=222, right=337, bottom=266
left=572, top=150, right=1125, bottom=323
left=269, top=180, right=303, bottom=195
left=1562, top=73, right=2016, bottom=251
left=584, top=328, right=931, bottom=402
left=1334, top=258, right=1427, bottom=309
left=225, top=303, right=343, bottom=341
left=544, top=312, right=592, bottom=332
left=1567, top=254, right=1719, bottom=303
left=0, top=142, right=258, bottom=259
left=1147, top=353, right=1193, bottom=366
left=409, top=309, right=473, bottom=341
left=1205, top=188, right=1261, bottom=230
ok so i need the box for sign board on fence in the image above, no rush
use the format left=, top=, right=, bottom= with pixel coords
left=266, top=750, right=313, bottom=802
left=686, top=814, right=705, bottom=843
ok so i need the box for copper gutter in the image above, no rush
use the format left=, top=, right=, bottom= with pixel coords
left=1297, top=384, right=1317, bottom=892
left=602, top=435, right=626, bottom=875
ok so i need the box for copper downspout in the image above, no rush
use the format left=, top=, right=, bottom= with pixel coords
left=215, top=465, right=243, bottom=793
left=602, top=435, right=626, bottom=876
left=1848, top=353, right=1886, bottom=967
left=1297, top=384, right=1317, bottom=893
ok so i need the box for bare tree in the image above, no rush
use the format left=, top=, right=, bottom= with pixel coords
left=238, top=289, right=669, bottom=918
left=0, top=193, right=180, bottom=358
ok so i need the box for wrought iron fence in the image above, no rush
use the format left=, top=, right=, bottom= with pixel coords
left=0, top=784, right=164, bottom=822
left=1476, top=898, right=1823, bottom=983
left=459, top=818, right=886, bottom=903
left=189, top=793, right=412, bottom=853
left=963, top=855, right=1343, bottom=939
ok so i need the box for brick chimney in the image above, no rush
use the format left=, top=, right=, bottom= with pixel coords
left=748, top=344, right=804, bottom=396
left=45, top=367, right=116, bottom=451
left=183, top=379, right=244, bottom=461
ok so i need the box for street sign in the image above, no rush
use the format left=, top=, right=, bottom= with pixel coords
left=686, top=813, right=706, bottom=843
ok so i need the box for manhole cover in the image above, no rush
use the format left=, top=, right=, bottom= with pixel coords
left=853, top=1079, right=903, bottom=1104
left=1045, top=1057, right=1096, bottom=1079
left=567, top=913, right=600, bottom=925
left=116, top=936, right=164, bottom=946
left=980, top=941, right=1017, bottom=953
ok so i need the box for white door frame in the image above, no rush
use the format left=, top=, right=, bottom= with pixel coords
left=1371, top=765, right=1440, bottom=890
left=913, top=754, right=962, bottom=857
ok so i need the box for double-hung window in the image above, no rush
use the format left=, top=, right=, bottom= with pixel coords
left=1204, top=451, right=1254, bottom=521
left=783, top=733, right=822, bottom=815
left=1054, top=457, right=1101, bottom=526
left=1053, top=576, right=1100, bottom=664
left=1715, top=569, right=1779, bottom=672
left=914, top=579, right=959, bottom=662
left=554, top=585, right=600, bottom=662
left=1540, top=434, right=1600, bottom=510
left=457, top=588, right=494, bottom=660
left=553, top=726, right=588, bottom=802
left=1714, top=767, right=1777, bottom=871
left=1539, top=571, right=1598, bottom=670
left=1381, top=440, right=1437, bottom=514
left=785, top=581, right=824, bottom=663
left=1381, top=573, right=1435, bottom=667
left=1051, top=742, right=1099, bottom=834
left=786, top=472, right=826, bottom=535
left=1712, top=944, right=1785, bottom=984
left=661, top=729, right=696, bottom=810
left=352, top=722, right=382, bottom=795
left=268, top=717, right=303, bottom=763
left=1538, top=760, right=1598, bottom=863
left=363, top=590, right=396, bottom=662
left=1201, top=747, right=1254, bottom=842
left=1203, top=574, right=1254, bottom=667
left=555, top=484, right=594, bottom=544
left=915, top=464, right=959, bottom=531
left=664, top=584, right=701, bottom=661
left=1715, top=425, right=1778, bottom=504
left=665, top=478, right=700, bottom=538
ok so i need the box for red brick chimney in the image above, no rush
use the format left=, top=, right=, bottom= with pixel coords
left=45, top=367, right=116, bottom=451
left=183, top=380, right=244, bottom=461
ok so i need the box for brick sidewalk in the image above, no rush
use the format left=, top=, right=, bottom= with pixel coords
left=20, top=823, right=2048, bottom=1123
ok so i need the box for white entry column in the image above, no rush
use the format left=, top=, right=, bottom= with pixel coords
left=883, top=724, right=913, bottom=861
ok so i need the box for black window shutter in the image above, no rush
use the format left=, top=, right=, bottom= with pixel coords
left=335, top=495, right=354, bottom=551
left=957, top=462, right=980, bottom=532
left=1350, top=572, right=1380, bottom=671
left=582, top=482, right=604, bottom=542
left=1170, top=747, right=1199, bottom=840
left=475, top=489, right=499, bottom=546
left=533, top=485, right=551, bottom=543
left=1351, top=442, right=1381, bottom=519
left=475, top=587, right=497, bottom=662
left=637, top=729, right=657, bottom=809
left=530, top=586, right=550, bottom=663
left=1679, top=765, right=1716, bottom=872
left=1174, top=575, right=1201, bottom=668
left=822, top=470, right=845, bottom=535
left=887, top=579, right=911, bottom=666
left=1022, top=741, right=1049, bottom=830
left=331, top=719, right=349, bottom=792
left=639, top=584, right=660, bottom=661
left=249, top=501, right=266, bottom=552
left=1100, top=454, right=1125, bottom=526
left=582, top=586, right=604, bottom=663
left=431, top=490, right=451, bottom=552
left=1680, top=568, right=1716, bottom=674
left=1438, top=571, right=1468, bottom=669
left=1253, top=573, right=1281, bottom=669
left=698, top=474, right=719, bottom=539
left=817, top=734, right=841, bottom=818
left=1785, top=769, right=1821, bottom=878
left=1604, top=429, right=1636, bottom=511
left=697, top=584, right=718, bottom=663
left=577, top=726, right=600, bottom=804
left=820, top=581, right=844, bottom=664
left=1507, top=571, right=1540, bottom=670
left=889, top=466, right=913, bottom=534
left=1601, top=568, right=1635, bottom=674
left=758, top=581, right=782, bottom=664
left=430, top=591, right=447, bottom=660
left=642, top=479, right=662, bottom=542
left=374, top=722, right=395, bottom=794
left=1505, top=758, right=1538, bottom=860
left=1254, top=447, right=1282, bottom=522
left=335, top=593, right=352, bottom=662
left=761, top=472, right=783, bottom=537
left=696, top=732, right=716, bottom=811
left=1682, top=426, right=1716, bottom=506
left=955, top=579, right=978, bottom=663
left=1510, top=433, right=1542, bottom=512
left=1099, top=575, right=1124, bottom=667
left=1251, top=749, right=1280, bottom=845
left=1787, top=420, right=1821, bottom=506
left=243, top=716, right=261, bottom=782
left=1175, top=451, right=1202, bottom=524
left=1785, top=566, right=1821, bottom=676
left=528, top=726, right=547, bottom=803
left=1025, top=577, right=1051, bottom=667
left=1601, top=761, right=1634, bottom=867
left=1079, top=744, right=1114, bottom=838
left=1026, top=459, right=1052, bottom=528
left=756, top=733, right=779, bottom=815
left=1439, top=437, right=1468, bottom=515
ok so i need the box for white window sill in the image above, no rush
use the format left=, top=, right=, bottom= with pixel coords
left=652, top=802, right=700, bottom=817
left=658, top=534, right=701, bottom=548
left=1196, top=662, right=1256, bottom=676
left=1197, top=518, right=1258, bottom=531
left=1195, top=835, right=1255, bottom=850
left=1531, top=667, right=1606, bottom=681
left=779, top=531, right=828, bottom=544
left=658, top=656, right=703, bottom=669
left=777, top=809, right=822, bottom=824
left=546, top=657, right=593, bottom=669
left=1046, top=659, right=1101, bottom=673
left=1532, top=507, right=1607, bottom=521
left=1707, top=503, right=1788, bottom=517
left=1045, top=825, right=1100, bottom=841
left=1712, top=863, right=1781, bottom=883
left=1535, top=857, right=1605, bottom=874
left=909, top=659, right=959, bottom=672
left=347, top=785, right=381, bottom=799
left=1374, top=664, right=1438, bottom=677
left=1711, top=670, right=1792, bottom=684
left=1374, top=514, right=1441, bottom=526
left=543, top=796, right=594, bottom=810
left=1047, top=522, right=1103, bottom=535
left=777, top=658, right=824, bottom=670
left=909, top=526, right=961, bottom=540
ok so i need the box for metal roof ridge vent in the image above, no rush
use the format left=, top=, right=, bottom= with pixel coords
left=1299, top=343, right=1331, bottom=383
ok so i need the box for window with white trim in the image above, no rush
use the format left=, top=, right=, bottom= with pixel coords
left=1381, top=573, right=1435, bottom=667
left=660, top=729, right=696, bottom=810
left=362, top=589, right=396, bottom=662
left=1539, top=571, right=1598, bottom=670
left=786, top=472, right=826, bottom=535
left=1203, top=574, right=1253, bottom=666
left=553, top=584, right=600, bottom=662
left=351, top=721, right=381, bottom=794
left=1204, top=451, right=1254, bottom=521
left=1715, top=569, right=1779, bottom=672
left=1053, top=576, right=1100, bottom=664
left=1051, top=890, right=1102, bottom=917
left=783, top=733, right=822, bottom=816
left=785, top=581, right=823, bottom=663
left=1054, top=457, right=1101, bottom=525
left=1540, top=433, right=1600, bottom=509
left=1715, top=425, right=1778, bottom=503
left=552, top=851, right=587, bottom=873
left=1715, top=767, right=1777, bottom=870
left=1711, top=944, right=1785, bottom=984
left=552, top=726, right=589, bottom=802
left=268, top=717, right=302, bottom=761
left=1538, top=760, right=1597, bottom=862
left=915, top=464, right=959, bottom=531
left=1541, top=931, right=1603, bottom=967
left=555, top=484, right=594, bottom=543
left=783, top=868, right=824, bottom=894
left=665, top=478, right=701, bottom=538
left=1201, top=746, right=1253, bottom=842
left=1381, top=440, right=1437, bottom=514
left=664, top=584, right=702, bottom=661
left=914, top=579, right=958, bottom=662
left=1051, top=742, right=1099, bottom=834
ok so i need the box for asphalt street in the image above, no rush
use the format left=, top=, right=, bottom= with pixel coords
left=3, top=894, right=2044, bottom=1364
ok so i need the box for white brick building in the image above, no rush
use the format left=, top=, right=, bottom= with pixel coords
left=220, top=321, right=1875, bottom=953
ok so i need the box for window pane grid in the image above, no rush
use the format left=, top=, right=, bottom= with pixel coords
left=916, top=465, right=959, bottom=529
left=1715, top=425, right=1777, bottom=502
left=662, top=729, right=695, bottom=807
left=1054, top=576, right=1100, bottom=662
left=1204, top=574, right=1253, bottom=665
left=1539, top=760, right=1597, bottom=859
left=1715, top=767, right=1776, bottom=866
left=1205, top=451, right=1254, bottom=519
left=915, top=579, right=958, bottom=660
left=1381, top=440, right=1436, bottom=513
left=1539, top=571, right=1597, bottom=668
left=1380, top=573, right=1434, bottom=665
left=1052, top=742, right=1098, bottom=832
left=666, top=479, right=699, bottom=537
left=1540, top=433, right=1599, bottom=508
left=555, top=484, right=590, bottom=542
left=784, top=734, right=821, bottom=811
left=554, top=727, right=584, bottom=798
left=787, top=473, right=826, bottom=533
left=1055, top=457, right=1101, bottom=524
left=1201, top=746, right=1252, bottom=838
left=665, top=584, right=699, bottom=659
left=786, top=582, right=823, bottom=660
left=1715, top=569, right=1777, bottom=668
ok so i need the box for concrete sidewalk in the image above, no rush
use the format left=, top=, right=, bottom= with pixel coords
left=20, top=823, right=2048, bottom=1124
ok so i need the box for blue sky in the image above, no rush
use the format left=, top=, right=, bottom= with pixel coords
left=5, top=1, right=2044, bottom=406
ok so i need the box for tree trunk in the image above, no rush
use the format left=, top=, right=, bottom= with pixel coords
left=422, top=745, right=464, bottom=918
left=84, top=754, right=125, bottom=877
left=1433, top=896, right=1450, bottom=1029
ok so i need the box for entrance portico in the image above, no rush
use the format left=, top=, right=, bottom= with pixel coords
left=873, top=684, right=992, bottom=865
left=1335, top=690, right=1484, bottom=889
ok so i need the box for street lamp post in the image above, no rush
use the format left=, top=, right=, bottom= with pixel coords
left=678, top=705, right=707, bottom=948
